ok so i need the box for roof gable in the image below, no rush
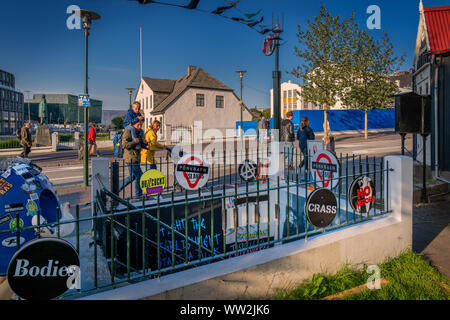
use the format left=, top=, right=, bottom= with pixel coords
left=142, top=77, right=176, bottom=93
left=151, top=67, right=233, bottom=114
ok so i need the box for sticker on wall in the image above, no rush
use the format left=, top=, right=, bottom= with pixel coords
left=9, top=218, right=24, bottom=232
left=26, top=199, right=38, bottom=217
left=0, top=213, right=13, bottom=226
left=175, top=154, right=210, bottom=191
left=238, top=159, right=257, bottom=182
left=306, top=188, right=337, bottom=229
left=140, top=169, right=166, bottom=196
left=0, top=178, right=13, bottom=196
left=4, top=203, right=25, bottom=213
left=348, top=175, right=376, bottom=214
left=311, top=150, right=340, bottom=190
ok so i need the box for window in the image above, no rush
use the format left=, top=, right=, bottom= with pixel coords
left=216, top=95, right=224, bottom=108
left=150, top=95, right=153, bottom=109
left=196, top=94, right=204, bottom=107
left=146, top=97, right=148, bottom=109
left=425, top=83, right=429, bottom=95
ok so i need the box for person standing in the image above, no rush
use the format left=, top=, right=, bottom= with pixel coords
left=297, top=117, right=315, bottom=172
left=119, top=119, right=146, bottom=198
left=88, top=121, right=97, bottom=156
left=281, top=111, right=295, bottom=170
left=20, top=123, right=32, bottom=158
left=141, top=120, right=165, bottom=169
left=123, top=102, right=144, bottom=149
left=257, top=116, right=269, bottom=143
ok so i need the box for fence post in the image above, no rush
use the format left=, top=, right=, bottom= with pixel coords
left=383, top=155, right=413, bottom=246
left=74, top=132, right=80, bottom=150
left=91, top=158, right=110, bottom=217
left=51, top=132, right=58, bottom=152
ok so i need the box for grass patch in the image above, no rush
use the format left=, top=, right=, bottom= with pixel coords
left=271, top=250, right=450, bottom=300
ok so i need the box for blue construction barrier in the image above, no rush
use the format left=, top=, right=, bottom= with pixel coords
left=236, top=109, right=395, bottom=136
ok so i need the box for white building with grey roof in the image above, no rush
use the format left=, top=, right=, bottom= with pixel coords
left=135, top=65, right=253, bottom=143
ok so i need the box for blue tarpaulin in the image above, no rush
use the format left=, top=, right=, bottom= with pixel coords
left=236, top=109, right=395, bottom=136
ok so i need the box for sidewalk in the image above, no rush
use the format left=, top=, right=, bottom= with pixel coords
left=413, top=193, right=450, bottom=278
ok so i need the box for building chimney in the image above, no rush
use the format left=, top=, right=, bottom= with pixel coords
left=187, top=65, right=196, bottom=77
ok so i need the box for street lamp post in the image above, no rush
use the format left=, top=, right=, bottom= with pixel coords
left=272, top=21, right=283, bottom=142
left=235, top=70, right=246, bottom=150
left=24, top=90, right=31, bottom=123
left=74, top=9, right=101, bottom=187
left=125, top=88, right=135, bottom=108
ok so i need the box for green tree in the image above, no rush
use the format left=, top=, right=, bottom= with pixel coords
left=340, top=31, right=404, bottom=139
left=289, top=4, right=356, bottom=142
left=111, top=116, right=125, bottom=130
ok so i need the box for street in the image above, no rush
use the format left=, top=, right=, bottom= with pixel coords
left=33, top=132, right=412, bottom=187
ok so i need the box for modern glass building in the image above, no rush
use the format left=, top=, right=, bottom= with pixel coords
left=25, top=94, right=102, bottom=124
left=0, top=69, right=24, bottom=134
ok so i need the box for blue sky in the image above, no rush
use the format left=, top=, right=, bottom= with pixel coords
left=0, top=0, right=446, bottom=110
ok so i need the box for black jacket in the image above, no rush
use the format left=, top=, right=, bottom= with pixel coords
left=280, top=119, right=295, bottom=142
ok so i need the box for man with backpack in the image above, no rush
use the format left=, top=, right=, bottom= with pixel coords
left=18, top=123, right=32, bottom=158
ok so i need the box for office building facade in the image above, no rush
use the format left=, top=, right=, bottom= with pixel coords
left=0, top=69, right=24, bottom=134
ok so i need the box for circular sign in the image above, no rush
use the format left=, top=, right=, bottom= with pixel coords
left=7, top=238, right=80, bottom=300
left=140, top=169, right=166, bottom=196
left=311, top=150, right=340, bottom=190
left=348, top=176, right=376, bottom=214
left=306, top=188, right=337, bottom=229
left=175, top=154, right=210, bottom=191
left=238, top=160, right=257, bottom=182
left=263, top=34, right=275, bottom=56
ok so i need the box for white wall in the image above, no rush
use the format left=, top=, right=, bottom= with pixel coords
left=163, top=88, right=252, bottom=133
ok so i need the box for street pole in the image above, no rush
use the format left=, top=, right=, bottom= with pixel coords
left=83, top=25, right=89, bottom=186
left=125, top=88, right=135, bottom=109
left=272, top=21, right=283, bottom=142
left=24, top=90, right=31, bottom=123
left=236, top=70, right=246, bottom=151
left=74, top=9, right=100, bottom=187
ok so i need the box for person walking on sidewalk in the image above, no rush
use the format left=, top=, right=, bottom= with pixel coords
left=19, top=123, right=32, bottom=158
left=88, top=122, right=98, bottom=157
left=297, top=116, right=315, bottom=172
left=281, top=111, right=295, bottom=170
left=141, top=120, right=165, bottom=170
left=118, top=119, right=146, bottom=198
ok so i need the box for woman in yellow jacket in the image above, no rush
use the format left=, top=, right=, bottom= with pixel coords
left=141, top=120, right=165, bottom=169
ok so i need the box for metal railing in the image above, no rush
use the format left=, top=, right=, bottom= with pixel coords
left=0, top=149, right=391, bottom=299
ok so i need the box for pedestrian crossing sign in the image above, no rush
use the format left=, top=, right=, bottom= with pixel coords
left=78, top=94, right=90, bottom=107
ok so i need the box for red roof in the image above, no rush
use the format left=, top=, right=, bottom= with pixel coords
left=424, top=5, right=450, bottom=55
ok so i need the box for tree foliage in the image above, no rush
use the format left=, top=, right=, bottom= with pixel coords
left=111, top=116, right=125, bottom=130
left=289, top=4, right=356, bottom=138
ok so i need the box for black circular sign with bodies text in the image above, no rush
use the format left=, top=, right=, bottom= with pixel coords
left=306, top=188, right=338, bottom=229
left=7, top=237, right=80, bottom=300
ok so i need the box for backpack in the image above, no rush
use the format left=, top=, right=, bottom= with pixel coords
left=115, top=132, right=123, bottom=158
left=16, top=128, right=22, bottom=141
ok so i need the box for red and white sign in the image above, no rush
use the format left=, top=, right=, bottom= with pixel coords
left=175, top=154, right=210, bottom=191
left=311, top=150, right=340, bottom=189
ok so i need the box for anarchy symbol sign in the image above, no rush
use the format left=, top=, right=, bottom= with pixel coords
left=238, top=160, right=257, bottom=182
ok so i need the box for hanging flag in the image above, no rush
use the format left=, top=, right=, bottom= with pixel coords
left=231, top=17, right=246, bottom=22
left=184, top=0, right=200, bottom=9
left=244, top=9, right=261, bottom=19
left=247, top=16, right=263, bottom=27
left=228, top=1, right=240, bottom=7
left=259, top=28, right=271, bottom=35
left=137, top=0, right=154, bottom=3
left=212, top=5, right=233, bottom=15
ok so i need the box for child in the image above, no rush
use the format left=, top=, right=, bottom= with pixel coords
left=123, top=102, right=145, bottom=150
